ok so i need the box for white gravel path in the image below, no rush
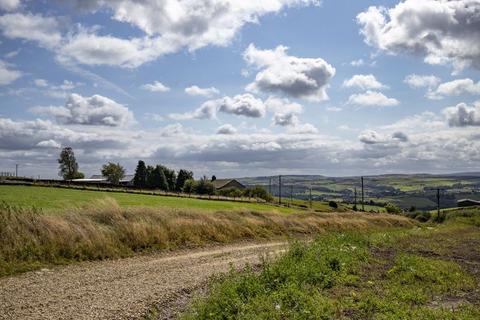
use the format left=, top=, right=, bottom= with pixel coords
left=0, top=241, right=288, bottom=320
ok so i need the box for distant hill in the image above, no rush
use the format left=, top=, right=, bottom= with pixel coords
left=237, top=173, right=480, bottom=210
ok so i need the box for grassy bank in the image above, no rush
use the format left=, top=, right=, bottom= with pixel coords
left=0, top=198, right=413, bottom=277
left=182, top=208, right=480, bottom=319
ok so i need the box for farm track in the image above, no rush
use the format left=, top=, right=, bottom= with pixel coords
left=0, top=241, right=289, bottom=320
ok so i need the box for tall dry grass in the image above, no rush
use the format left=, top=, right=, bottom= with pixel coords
left=0, top=198, right=414, bottom=276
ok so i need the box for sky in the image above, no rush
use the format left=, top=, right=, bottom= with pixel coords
left=0, top=0, right=479, bottom=179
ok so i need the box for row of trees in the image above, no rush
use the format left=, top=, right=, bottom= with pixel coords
left=133, top=160, right=194, bottom=192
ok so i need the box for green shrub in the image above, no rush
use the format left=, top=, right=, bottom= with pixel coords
left=328, top=200, right=338, bottom=209
left=385, top=203, right=402, bottom=214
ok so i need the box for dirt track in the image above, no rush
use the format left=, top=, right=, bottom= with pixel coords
left=0, top=241, right=288, bottom=320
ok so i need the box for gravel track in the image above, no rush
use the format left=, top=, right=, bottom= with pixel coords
left=0, top=241, right=288, bottom=320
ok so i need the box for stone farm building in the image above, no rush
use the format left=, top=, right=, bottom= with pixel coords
left=212, top=179, right=246, bottom=191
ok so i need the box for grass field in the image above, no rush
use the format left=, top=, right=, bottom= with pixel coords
left=0, top=185, right=295, bottom=214
left=182, top=208, right=480, bottom=319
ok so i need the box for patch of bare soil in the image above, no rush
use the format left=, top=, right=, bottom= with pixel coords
left=0, top=241, right=288, bottom=320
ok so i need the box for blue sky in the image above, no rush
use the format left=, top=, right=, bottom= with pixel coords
left=0, top=0, right=479, bottom=178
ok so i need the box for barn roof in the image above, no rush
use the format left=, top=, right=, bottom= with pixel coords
left=212, top=179, right=244, bottom=189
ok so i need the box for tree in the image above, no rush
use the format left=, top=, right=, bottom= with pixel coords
left=211, top=175, right=217, bottom=181
left=176, top=169, right=194, bottom=191
left=196, top=176, right=215, bottom=195
left=101, top=162, right=125, bottom=185
left=58, top=147, right=83, bottom=180
left=183, top=179, right=196, bottom=194
left=160, top=166, right=176, bottom=191
left=133, top=160, right=147, bottom=187
left=155, top=166, right=168, bottom=191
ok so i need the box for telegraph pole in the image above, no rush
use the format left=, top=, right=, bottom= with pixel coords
left=309, top=186, right=312, bottom=209
left=361, top=177, right=365, bottom=211
left=290, top=185, right=293, bottom=207
left=15, top=164, right=19, bottom=177
left=278, top=175, right=282, bottom=205
left=354, top=187, right=357, bottom=211
left=437, top=188, right=440, bottom=217
left=268, top=177, right=272, bottom=195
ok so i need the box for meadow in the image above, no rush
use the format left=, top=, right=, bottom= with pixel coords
left=182, top=207, right=480, bottom=319
left=0, top=185, right=295, bottom=214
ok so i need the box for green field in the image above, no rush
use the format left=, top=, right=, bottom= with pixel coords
left=0, top=185, right=296, bottom=214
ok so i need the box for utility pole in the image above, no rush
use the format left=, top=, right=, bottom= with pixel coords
left=309, top=186, right=312, bottom=209
left=278, top=175, right=282, bottom=205
left=15, top=164, right=18, bottom=177
left=290, top=185, right=293, bottom=207
left=437, top=188, right=440, bottom=218
left=354, top=187, right=357, bottom=211
left=268, top=177, right=272, bottom=195
left=361, top=176, right=365, bottom=211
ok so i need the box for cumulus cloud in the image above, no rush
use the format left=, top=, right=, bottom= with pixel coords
left=0, top=13, right=62, bottom=49
left=404, top=74, right=441, bottom=88
left=273, top=112, right=299, bottom=127
left=357, top=0, right=480, bottom=72
left=216, top=124, right=237, bottom=135
left=244, top=44, right=335, bottom=101
left=2, top=1, right=319, bottom=68
left=34, top=78, right=48, bottom=87
left=0, top=0, right=20, bottom=11
left=0, top=60, right=21, bottom=85
left=31, top=93, right=135, bottom=127
left=141, top=81, right=170, bottom=92
left=287, top=122, right=318, bottom=134
left=36, top=139, right=61, bottom=148
left=218, top=93, right=266, bottom=118
left=431, top=79, right=480, bottom=99
left=185, top=85, right=219, bottom=97
left=169, top=100, right=218, bottom=120
left=443, top=101, right=480, bottom=127
left=347, top=91, right=399, bottom=107
left=359, top=130, right=385, bottom=145
left=392, top=131, right=409, bottom=142
left=343, top=74, right=387, bottom=90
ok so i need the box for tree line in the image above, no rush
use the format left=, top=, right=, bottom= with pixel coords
left=57, top=147, right=272, bottom=200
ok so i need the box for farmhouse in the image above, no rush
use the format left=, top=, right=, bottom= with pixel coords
left=72, top=174, right=135, bottom=186
left=212, top=179, right=246, bottom=191
left=457, top=199, right=480, bottom=207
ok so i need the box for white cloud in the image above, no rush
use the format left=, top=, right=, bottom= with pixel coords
left=286, top=122, right=318, bottom=134
left=357, top=0, right=480, bottom=72
left=404, top=74, right=441, bottom=88
left=141, top=81, right=170, bottom=92
left=144, top=113, right=164, bottom=122
left=265, top=96, right=303, bottom=114
left=443, top=101, right=480, bottom=127
left=169, top=100, right=218, bottom=120
left=244, top=44, right=335, bottom=101
left=273, top=112, right=299, bottom=127
left=185, top=85, right=219, bottom=97
left=0, top=13, right=62, bottom=49
left=36, top=139, right=61, bottom=148
left=326, top=106, right=342, bottom=112
left=160, top=123, right=185, bottom=137
left=0, top=0, right=20, bottom=11
left=218, top=93, right=266, bottom=118
left=433, top=79, right=480, bottom=98
left=343, top=74, right=387, bottom=90
left=347, top=91, right=399, bottom=107
left=350, top=59, right=365, bottom=67
left=31, top=93, right=135, bottom=127
left=34, top=78, right=48, bottom=87
left=0, top=60, right=21, bottom=85
left=216, top=124, right=237, bottom=135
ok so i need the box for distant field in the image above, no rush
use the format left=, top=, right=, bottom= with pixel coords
left=0, top=185, right=296, bottom=214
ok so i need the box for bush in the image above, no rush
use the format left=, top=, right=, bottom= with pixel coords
left=385, top=203, right=402, bottom=214
left=328, top=201, right=338, bottom=209
left=243, top=186, right=273, bottom=202
left=195, top=176, right=215, bottom=195
left=416, top=211, right=431, bottom=222
left=183, top=179, right=196, bottom=194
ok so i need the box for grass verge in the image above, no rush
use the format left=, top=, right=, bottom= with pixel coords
left=0, top=198, right=413, bottom=277
left=182, top=208, right=480, bottom=319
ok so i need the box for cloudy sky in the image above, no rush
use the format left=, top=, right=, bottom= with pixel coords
left=1, top=0, right=479, bottom=178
